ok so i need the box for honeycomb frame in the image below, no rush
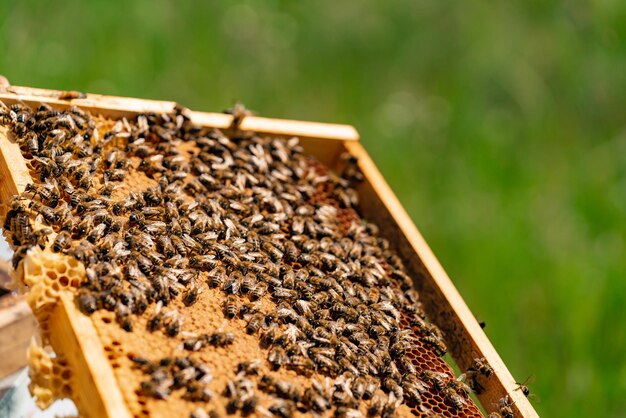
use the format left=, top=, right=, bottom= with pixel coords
left=0, top=84, right=538, bottom=418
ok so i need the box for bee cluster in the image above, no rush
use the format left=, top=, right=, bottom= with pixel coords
left=1, top=102, right=484, bottom=417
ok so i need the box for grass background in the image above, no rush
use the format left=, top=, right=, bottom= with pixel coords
left=1, top=1, right=625, bottom=416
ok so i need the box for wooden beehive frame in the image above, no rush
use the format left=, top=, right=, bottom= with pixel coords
left=0, top=84, right=538, bottom=418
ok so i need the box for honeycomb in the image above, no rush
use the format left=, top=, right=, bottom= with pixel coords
left=27, top=338, right=72, bottom=409
left=20, top=244, right=84, bottom=340
left=0, top=102, right=485, bottom=418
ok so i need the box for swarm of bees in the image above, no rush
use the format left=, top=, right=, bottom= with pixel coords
left=1, top=101, right=488, bottom=417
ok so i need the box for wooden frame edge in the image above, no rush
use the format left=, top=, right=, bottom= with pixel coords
left=49, top=293, right=132, bottom=418
left=0, top=85, right=359, bottom=143
left=344, top=141, right=539, bottom=418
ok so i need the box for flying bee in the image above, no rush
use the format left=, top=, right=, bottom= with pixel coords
left=514, top=375, right=534, bottom=397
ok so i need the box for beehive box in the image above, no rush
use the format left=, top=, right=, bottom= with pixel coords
left=0, top=85, right=539, bottom=418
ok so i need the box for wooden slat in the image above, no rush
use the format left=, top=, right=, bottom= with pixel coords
left=49, top=293, right=131, bottom=418
left=0, top=85, right=358, bottom=146
left=344, top=141, right=539, bottom=418
left=0, top=126, right=31, bottom=217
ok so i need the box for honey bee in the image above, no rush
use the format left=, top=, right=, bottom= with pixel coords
left=52, top=231, right=71, bottom=252
left=246, top=313, right=265, bottom=334
left=241, top=273, right=257, bottom=294
left=421, top=370, right=449, bottom=392
left=209, top=331, right=235, bottom=347
left=208, top=266, right=226, bottom=288
left=183, top=283, right=202, bottom=306
left=498, top=395, right=514, bottom=418
left=515, top=375, right=533, bottom=397
left=268, top=346, right=288, bottom=370
left=224, top=295, right=238, bottom=319
left=115, top=303, right=133, bottom=332
left=420, top=335, right=447, bottom=357
left=76, top=288, right=97, bottom=314
left=268, top=400, right=295, bottom=418
left=163, top=310, right=183, bottom=336
left=58, top=90, right=87, bottom=100
left=250, top=281, right=268, bottom=300
left=470, top=357, right=494, bottom=377
left=224, top=271, right=242, bottom=295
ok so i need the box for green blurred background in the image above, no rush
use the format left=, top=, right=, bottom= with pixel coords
left=1, top=1, right=625, bottom=417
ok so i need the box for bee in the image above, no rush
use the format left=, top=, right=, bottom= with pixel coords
left=241, top=273, right=257, bottom=294
left=382, top=377, right=404, bottom=402
left=367, top=397, right=383, bottom=417
left=115, top=303, right=133, bottom=332
left=498, top=396, right=514, bottom=418
left=147, top=302, right=165, bottom=332
left=402, top=375, right=428, bottom=403
left=250, top=282, right=268, bottom=300
left=515, top=375, right=533, bottom=397
left=52, top=231, right=71, bottom=252
left=421, top=335, right=447, bottom=357
left=208, top=266, right=226, bottom=288
left=470, top=357, right=494, bottom=377
left=58, top=90, right=87, bottom=100
left=154, top=235, right=175, bottom=258
left=260, top=327, right=278, bottom=347
left=272, top=287, right=298, bottom=300
left=241, top=395, right=259, bottom=415
left=183, top=283, right=202, bottom=306
left=302, top=384, right=331, bottom=413
left=236, top=360, right=261, bottom=376
left=163, top=309, right=183, bottom=336
left=76, top=288, right=97, bottom=315
left=421, top=370, right=449, bottom=391
left=209, top=332, right=235, bottom=347
left=190, top=254, right=218, bottom=270
left=224, top=271, right=242, bottom=295
left=246, top=313, right=265, bottom=334
left=268, top=401, right=294, bottom=418
left=224, top=295, right=238, bottom=319
left=268, top=346, right=288, bottom=370
left=449, top=375, right=472, bottom=398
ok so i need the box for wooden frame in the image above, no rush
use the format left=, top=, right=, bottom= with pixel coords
left=0, top=84, right=538, bottom=418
